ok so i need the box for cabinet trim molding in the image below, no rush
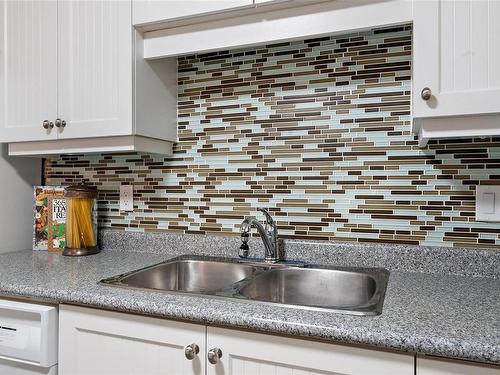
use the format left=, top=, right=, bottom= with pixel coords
left=8, top=135, right=173, bottom=156
left=413, top=114, right=500, bottom=148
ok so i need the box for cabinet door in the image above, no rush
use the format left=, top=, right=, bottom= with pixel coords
left=57, top=0, right=133, bottom=140
left=254, top=0, right=287, bottom=4
left=0, top=0, right=58, bottom=143
left=133, top=0, right=253, bottom=25
left=413, top=0, right=500, bottom=118
left=417, top=356, right=500, bottom=375
left=59, top=305, right=206, bottom=375
left=207, top=327, right=414, bottom=375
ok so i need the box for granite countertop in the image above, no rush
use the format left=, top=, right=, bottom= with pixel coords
left=0, top=245, right=498, bottom=365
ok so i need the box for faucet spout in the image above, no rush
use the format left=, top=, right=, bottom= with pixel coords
left=239, top=209, right=280, bottom=263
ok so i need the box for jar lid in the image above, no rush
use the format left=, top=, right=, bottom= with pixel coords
left=65, top=184, right=98, bottom=198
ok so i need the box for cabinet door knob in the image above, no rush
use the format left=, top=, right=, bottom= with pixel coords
left=42, top=120, right=54, bottom=129
left=207, top=348, right=222, bottom=365
left=421, top=87, right=432, bottom=101
left=55, top=118, right=66, bottom=128
left=184, top=343, right=199, bottom=360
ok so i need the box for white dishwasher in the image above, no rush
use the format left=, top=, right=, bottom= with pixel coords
left=0, top=299, right=58, bottom=374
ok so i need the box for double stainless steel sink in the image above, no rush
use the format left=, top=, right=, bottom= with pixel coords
left=101, top=255, right=389, bottom=316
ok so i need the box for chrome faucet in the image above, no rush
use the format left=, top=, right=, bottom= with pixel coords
left=239, top=208, right=280, bottom=263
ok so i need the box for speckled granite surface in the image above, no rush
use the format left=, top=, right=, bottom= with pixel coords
left=101, top=229, right=500, bottom=278
left=0, top=242, right=498, bottom=364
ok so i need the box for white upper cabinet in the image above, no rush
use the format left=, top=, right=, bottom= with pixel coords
left=142, top=0, right=412, bottom=59
left=413, top=0, right=500, bottom=119
left=0, top=0, right=58, bottom=143
left=133, top=0, right=254, bottom=26
left=57, top=0, right=133, bottom=139
left=1, top=0, right=177, bottom=156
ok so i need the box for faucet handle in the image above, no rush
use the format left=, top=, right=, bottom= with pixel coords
left=257, top=207, right=275, bottom=226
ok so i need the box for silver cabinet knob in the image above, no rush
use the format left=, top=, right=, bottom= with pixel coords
left=421, top=87, right=432, bottom=101
left=207, top=348, right=222, bottom=365
left=42, top=120, right=54, bottom=129
left=55, top=118, right=66, bottom=128
left=184, top=343, right=199, bottom=360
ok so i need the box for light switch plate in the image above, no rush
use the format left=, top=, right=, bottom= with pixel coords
left=120, top=185, right=134, bottom=212
left=476, top=186, right=500, bottom=222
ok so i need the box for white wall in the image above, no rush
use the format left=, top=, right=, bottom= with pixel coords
left=0, top=145, right=40, bottom=253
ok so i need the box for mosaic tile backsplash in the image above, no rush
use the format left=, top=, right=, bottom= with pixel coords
left=45, top=25, right=500, bottom=248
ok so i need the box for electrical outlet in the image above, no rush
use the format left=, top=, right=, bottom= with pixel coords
left=120, top=185, right=134, bottom=212
left=476, top=185, right=500, bottom=221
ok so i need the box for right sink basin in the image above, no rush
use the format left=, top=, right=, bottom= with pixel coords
left=237, top=267, right=388, bottom=315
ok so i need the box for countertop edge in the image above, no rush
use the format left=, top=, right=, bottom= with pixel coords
left=0, top=283, right=497, bottom=366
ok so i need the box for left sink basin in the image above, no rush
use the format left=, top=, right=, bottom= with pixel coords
left=101, top=257, right=261, bottom=293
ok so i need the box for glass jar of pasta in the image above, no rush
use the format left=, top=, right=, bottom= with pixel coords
left=63, top=184, right=100, bottom=256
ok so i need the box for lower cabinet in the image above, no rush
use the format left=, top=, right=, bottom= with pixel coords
left=417, top=356, right=500, bottom=375
left=59, top=305, right=206, bottom=375
left=60, top=304, right=496, bottom=375
left=206, top=327, right=413, bottom=375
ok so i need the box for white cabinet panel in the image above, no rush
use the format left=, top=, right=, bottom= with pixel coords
left=0, top=0, right=58, bottom=142
left=144, top=0, right=413, bottom=59
left=133, top=0, right=253, bottom=26
left=57, top=0, right=133, bottom=139
left=254, top=0, right=287, bottom=3
left=59, top=305, right=205, bottom=375
left=0, top=0, right=177, bottom=154
left=413, top=0, right=500, bottom=118
left=207, top=327, right=414, bottom=375
left=417, top=356, right=500, bottom=375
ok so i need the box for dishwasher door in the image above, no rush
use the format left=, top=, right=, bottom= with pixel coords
left=0, top=360, right=57, bottom=375
left=0, top=299, right=58, bottom=374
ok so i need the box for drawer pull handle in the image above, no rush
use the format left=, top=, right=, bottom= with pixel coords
left=421, top=87, right=432, bottom=101
left=42, top=120, right=54, bottom=129
left=184, top=343, right=199, bottom=360
left=55, top=118, right=66, bottom=128
left=207, top=348, right=222, bottom=365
